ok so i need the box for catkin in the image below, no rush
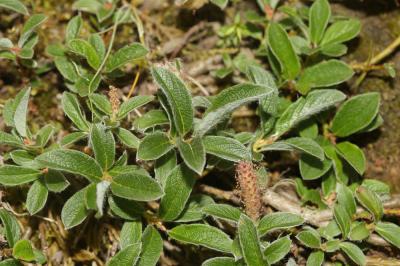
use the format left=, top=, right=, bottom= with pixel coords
left=235, top=161, right=262, bottom=221
left=108, top=86, right=120, bottom=114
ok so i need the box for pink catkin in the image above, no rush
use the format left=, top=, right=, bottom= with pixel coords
left=235, top=161, right=262, bottom=221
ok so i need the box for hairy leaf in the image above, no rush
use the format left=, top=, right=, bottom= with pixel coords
left=331, top=92, right=380, bottom=137
left=169, top=224, right=232, bottom=253
left=151, top=67, right=194, bottom=136
left=203, top=135, right=251, bottom=162
left=36, top=149, right=103, bottom=183
left=238, top=214, right=265, bottom=266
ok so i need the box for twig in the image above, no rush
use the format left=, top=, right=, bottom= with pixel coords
left=198, top=184, right=241, bottom=205
left=127, top=68, right=141, bottom=98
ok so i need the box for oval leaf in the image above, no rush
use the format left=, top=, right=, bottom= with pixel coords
left=238, top=214, right=265, bottom=266
left=159, top=164, right=196, bottom=221
left=297, top=60, right=354, bottom=94
left=137, top=132, right=173, bottom=161
left=36, top=149, right=103, bottom=183
left=196, top=83, right=275, bottom=136
left=258, top=212, right=304, bottom=235
left=151, top=67, right=194, bottom=136
left=168, top=224, right=232, bottom=253
left=331, top=92, right=380, bottom=137
left=203, top=135, right=251, bottom=162
left=268, top=22, right=301, bottom=80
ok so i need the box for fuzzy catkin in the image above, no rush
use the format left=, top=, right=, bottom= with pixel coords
left=108, top=86, right=120, bottom=114
left=235, top=161, right=262, bottom=221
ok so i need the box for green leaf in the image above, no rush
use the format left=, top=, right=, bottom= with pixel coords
left=137, top=225, right=163, bottom=266
left=340, top=242, right=366, bottom=266
left=115, top=128, right=140, bottom=149
left=54, top=56, right=78, bottom=82
left=44, top=169, right=69, bottom=193
left=258, top=212, right=304, bottom=235
left=86, top=181, right=109, bottom=215
left=0, top=209, right=21, bottom=247
left=177, top=137, right=205, bottom=175
left=297, top=60, right=354, bottom=94
left=151, top=67, right=194, bottom=136
left=334, top=204, right=351, bottom=238
left=26, top=179, right=48, bottom=215
left=36, top=124, right=55, bottom=147
left=375, top=222, right=400, bottom=248
left=60, top=132, right=87, bottom=147
left=202, top=257, right=237, bottom=266
left=0, top=0, right=29, bottom=15
left=0, top=131, right=22, bottom=147
left=260, top=137, right=324, bottom=160
left=203, top=135, right=251, bottom=162
left=12, top=239, right=35, bottom=262
left=108, top=196, right=144, bottom=220
left=309, top=0, right=330, bottom=44
left=13, top=88, right=30, bottom=137
left=196, top=83, right=275, bottom=136
left=0, top=259, right=22, bottom=266
left=299, top=155, right=332, bottom=180
left=61, top=188, right=90, bottom=229
left=66, top=15, right=82, bottom=43
left=168, top=224, right=232, bottom=253
left=114, top=151, right=128, bottom=167
left=246, top=65, right=277, bottom=89
left=268, top=22, right=301, bottom=80
left=68, top=39, right=101, bottom=69
left=61, top=92, right=90, bottom=132
left=322, top=170, right=336, bottom=197
left=175, top=194, right=214, bottom=222
left=238, top=214, right=264, bottom=266
left=210, top=0, right=229, bottom=9
left=296, top=228, right=321, bottom=248
left=336, top=142, right=366, bottom=175
left=0, top=165, right=41, bottom=186
left=90, top=124, right=115, bottom=171
left=331, top=92, right=380, bottom=137
left=362, top=179, right=390, bottom=196
left=336, top=183, right=356, bottom=216
left=89, top=33, right=105, bottom=60
left=132, top=109, right=169, bottom=132
left=154, top=150, right=177, bottom=188
left=34, top=249, right=47, bottom=264
left=117, top=95, right=154, bottom=120
left=275, top=89, right=346, bottom=136
left=324, top=239, right=341, bottom=252
left=137, top=132, right=173, bottom=160
left=0, top=37, right=13, bottom=48
left=110, top=171, right=163, bottom=201
left=321, top=19, right=361, bottom=45
left=19, top=14, right=47, bottom=47
left=349, top=221, right=370, bottom=241
left=202, top=203, right=242, bottom=223
left=107, top=243, right=141, bottom=266
left=36, top=149, right=103, bottom=183
left=264, top=236, right=292, bottom=265
left=10, top=150, right=38, bottom=168
left=120, top=221, right=142, bottom=249
left=356, top=186, right=383, bottom=221
left=159, top=164, right=196, bottom=221
left=306, top=251, right=324, bottom=266
left=321, top=43, right=347, bottom=57
left=72, top=0, right=102, bottom=14
left=89, top=93, right=112, bottom=115
left=105, top=43, right=148, bottom=72
left=360, top=114, right=383, bottom=133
